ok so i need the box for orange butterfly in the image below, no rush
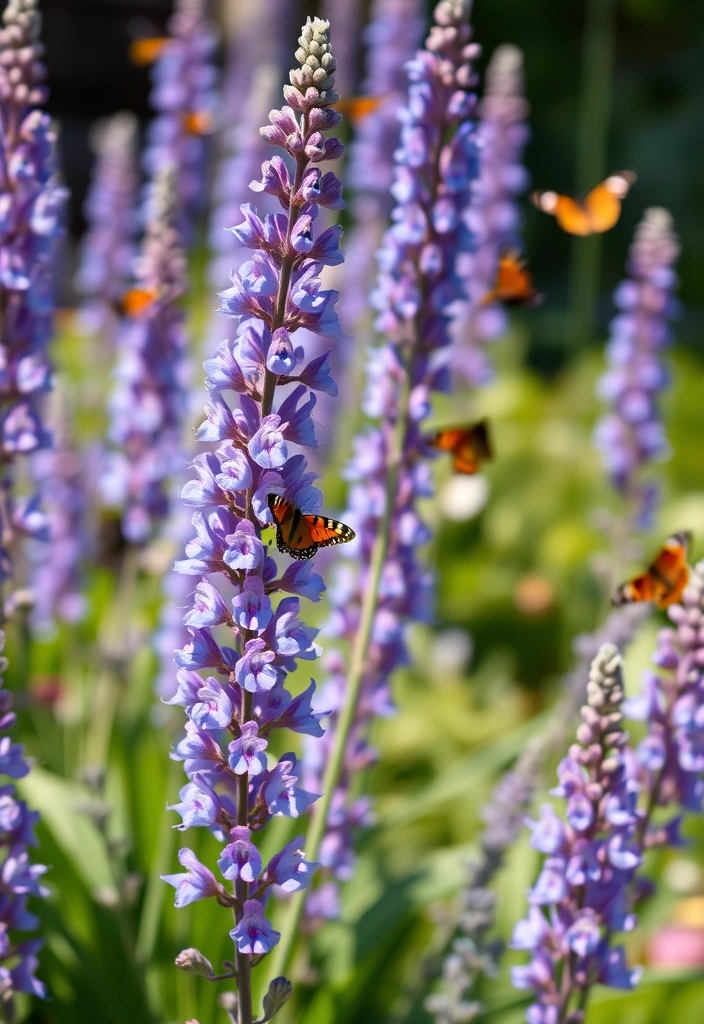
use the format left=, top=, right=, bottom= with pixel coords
left=335, top=95, right=386, bottom=123
left=128, top=37, right=169, bottom=66
left=268, top=494, right=355, bottom=561
left=530, top=171, right=637, bottom=236
left=182, top=111, right=216, bottom=136
left=612, top=531, right=692, bottom=609
left=482, top=249, right=542, bottom=307
left=428, top=419, right=493, bottom=475
left=122, top=287, right=158, bottom=317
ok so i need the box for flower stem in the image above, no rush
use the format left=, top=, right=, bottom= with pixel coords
left=267, top=360, right=413, bottom=982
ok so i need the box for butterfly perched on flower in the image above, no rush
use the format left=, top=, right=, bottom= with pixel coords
left=267, top=494, right=355, bottom=560
left=530, top=171, right=637, bottom=236
left=428, top=419, right=493, bottom=475
left=482, top=249, right=542, bottom=307
left=612, top=531, right=692, bottom=608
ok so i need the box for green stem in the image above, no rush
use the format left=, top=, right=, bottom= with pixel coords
left=266, top=368, right=412, bottom=983
left=566, top=0, right=617, bottom=350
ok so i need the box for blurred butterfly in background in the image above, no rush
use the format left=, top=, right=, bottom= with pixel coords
left=428, top=419, right=493, bottom=475
left=530, top=171, right=637, bottom=236
left=267, top=494, right=355, bottom=560
left=128, top=37, right=169, bottom=66
left=182, top=111, right=216, bottom=136
left=121, top=287, right=158, bottom=317
left=335, top=95, right=386, bottom=123
left=482, top=249, right=543, bottom=307
left=612, top=531, right=692, bottom=608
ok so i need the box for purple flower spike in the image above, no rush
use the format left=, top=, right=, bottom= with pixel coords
left=101, top=166, right=190, bottom=544
left=165, top=16, right=345, bottom=1012
left=143, top=0, right=219, bottom=232
left=594, top=207, right=680, bottom=527
left=452, top=43, right=531, bottom=384
left=303, top=0, right=481, bottom=923
left=74, top=113, right=138, bottom=343
left=0, top=0, right=62, bottom=1004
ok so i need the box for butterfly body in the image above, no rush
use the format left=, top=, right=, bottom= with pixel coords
left=530, top=171, right=637, bottom=236
left=612, top=531, right=692, bottom=608
left=429, top=419, right=493, bottom=475
left=267, top=494, right=355, bottom=560
left=482, top=250, right=542, bottom=307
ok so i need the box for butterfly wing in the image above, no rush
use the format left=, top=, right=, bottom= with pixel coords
left=431, top=420, right=493, bottom=475
left=128, top=37, right=168, bottom=66
left=484, top=251, right=539, bottom=306
left=122, top=287, right=158, bottom=317
left=336, top=95, right=385, bottom=122
left=268, top=494, right=355, bottom=560
left=530, top=190, right=592, bottom=236
left=581, top=172, right=635, bottom=233
left=612, top=531, right=691, bottom=608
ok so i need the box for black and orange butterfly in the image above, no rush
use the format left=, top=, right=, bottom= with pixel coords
left=482, top=249, right=542, bottom=307
left=612, top=531, right=692, bottom=609
left=530, top=171, right=637, bottom=236
left=428, top=419, right=493, bottom=475
left=267, top=494, right=355, bottom=561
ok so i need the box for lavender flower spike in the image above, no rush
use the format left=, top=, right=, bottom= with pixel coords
left=163, top=18, right=346, bottom=1021
left=0, top=0, right=66, bottom=594
left=452, top=43, right=531, bottom=384
left=278, top=0, right=482, bottom=945
left=102, top=165, right=189, bottom=544
left=74, top=112, right=138, bottom=343
left=143, top=0, right=219, bottom=230
left=594, top=208, right=680, bottom=527
left=510, top=645, right=643, bottom=1022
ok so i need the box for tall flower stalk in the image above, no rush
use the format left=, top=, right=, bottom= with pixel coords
left=143, top=0, right=219, bottom=231
left=510, top=577, right=704, bottom=1024
left=101, top=165, right=189, bottom=545
left=162, top=18, right=347, bottom=1024
left=594, top=207, right=680, bottom=530
left=268, top=0, right=481, bottom=966
left=0, top=0, right=66, bottom=1005
left=74, top=112, right=138, bottom=344
left=452, top=42, right=531, bottom=384
left=0, top=0, right=65, bottom=598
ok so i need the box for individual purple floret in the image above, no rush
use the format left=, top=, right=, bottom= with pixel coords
left=162, top=18, right=346, bottom=1020
left=452, top=43, right=531, bottom=385
left=143, top=0, right=218, bottom=230
left=0, top=0, right=66, bottom=594
left=74, top=112, right=138, bottom=342
left=339, top=0, right=426, bottom=344
left=101, top=165, right=190, bottom=544
left=594, top=208, right=680, bottom=528
left=302, top=0, right=480, bottom=919
left=510, top=644, right=644, bottom=1022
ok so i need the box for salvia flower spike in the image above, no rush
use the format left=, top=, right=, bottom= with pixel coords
left=296, top=0, right=481, bottom=930
left=102, top=164, right=190, bottom=544
left=594, top=207, right=680, bottom=528
left=162, top=17, right=347, bottom=1022
left=0, top=0, right=64, bottom=1003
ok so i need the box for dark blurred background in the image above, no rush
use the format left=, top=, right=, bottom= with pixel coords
left=43, top=0, right=704, bottom=367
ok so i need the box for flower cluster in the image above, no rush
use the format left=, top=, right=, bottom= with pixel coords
left=101, top=165, right=190, bottom=544
left=302, top=0, right=480, bottom=919
left=339, top=0, right=426, bottom=337
left=452, top=42, right=531, bottom=384
left=74, top=112, right=138, bottom=342
left=628, top=558, right=704, bottom=816
left=0, top=0, right=66, bottom=591
left=28, top=393, right=89, bottom=632
left=162, top=17, right=347, bottom=1013
left=143, top=0, right=219, bottom=230
left=594, top=207, right=680, bottom=527
left=0, top=631, right=49, bottom=1007
left=510, top=645, right=643, bottom=1021
left=425, top=604, right=648, bottom=1023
